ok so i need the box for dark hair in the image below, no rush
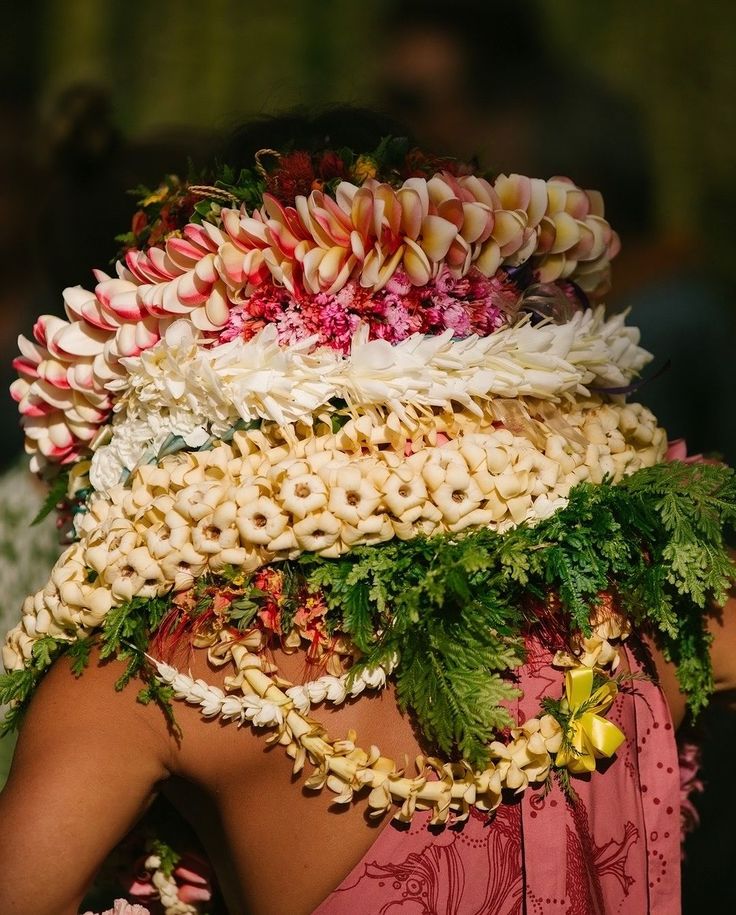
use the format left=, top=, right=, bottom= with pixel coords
left=221, top=105, right=415, bottom=168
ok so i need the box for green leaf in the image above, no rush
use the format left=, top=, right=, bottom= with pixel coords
left=67, top=638, right=94, bottom=676
left=31, top=470, right=70, bottom=526
left=148, top=837, right=181, bottom=878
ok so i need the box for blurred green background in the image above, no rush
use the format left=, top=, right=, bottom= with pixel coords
left=13, top=0, right=736, bottom=243
left=1, top=2, right=734, bottom=912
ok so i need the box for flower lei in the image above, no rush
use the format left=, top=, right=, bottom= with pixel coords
left=4, top=459, right=734, bottom=817
left=4, top=141, right=736, bottom=849
left=3, top=398, right=666, bottom=673
left=12, top=140, right=621, bottom=477
left=146, top=610, right=629, bottom=825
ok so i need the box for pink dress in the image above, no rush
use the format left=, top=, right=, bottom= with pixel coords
left=315, top=639, right=680, bottom=915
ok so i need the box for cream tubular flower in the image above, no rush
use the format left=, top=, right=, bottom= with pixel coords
left=430, top=466, right=483, bottom=525
left=160, top=542, right=208, bottom=587
left=145, top=524, right=192, bottom=560
left=192, top=503, right=240, bottom=555
left=236, top=495, right=289, bottom=545
left=279, top=473, right=328, bottom=519
left=109, top=563, right=147, bottom=602
left=326, top=465, right=382, bottom=525
left=382, top=467, right=429, bottom=522
left=292, top=510, right=341, bottom=553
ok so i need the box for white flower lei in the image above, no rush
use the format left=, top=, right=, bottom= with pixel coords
left=152, top=654, right=397, bottom=726
left=90, top=308, right=650, bottom=490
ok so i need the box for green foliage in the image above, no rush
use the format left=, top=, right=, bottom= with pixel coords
left=0, top=636, right=73, bottom=734
left=0, top=592, right=176, bottom=734
left=229, top=587, right=267, bottom=630
left=100, top=595, right=171, bottom=691
left=148, top=837, right=181, bottom=879
left=5, top=461, right=735, bottom=766
left=31, top=470, right=69, bottom=526
left=137, top=680, right=179, bottom=734
left=300, top=462, right=736, bottom=758
left=301, top=535, right=526, bottom=767
left=67, top=637, right=94, bottom=675
left=0, top=667, right=37, bottom=708
left=208, top=163, right=266, bottom=211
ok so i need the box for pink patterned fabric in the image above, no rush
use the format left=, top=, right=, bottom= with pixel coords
left=315, top=637, right=680, bottom=915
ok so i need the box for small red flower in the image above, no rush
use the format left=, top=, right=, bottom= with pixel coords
left=268, top=151, right=316, bottom=202
left=131, top=210, right=148, bottom=237
left=317, top=150, right=348, bottom=182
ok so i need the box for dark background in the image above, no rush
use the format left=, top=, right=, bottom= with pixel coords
left=1, top=2, right=734, bottom=910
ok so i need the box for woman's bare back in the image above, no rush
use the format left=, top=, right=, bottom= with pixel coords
left=0, top=645, right=426, bottom=915
left=163, top=647, right=427, bottom=915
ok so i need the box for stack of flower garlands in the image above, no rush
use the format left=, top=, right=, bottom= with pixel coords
left=3, top=138, right=736, bottom=912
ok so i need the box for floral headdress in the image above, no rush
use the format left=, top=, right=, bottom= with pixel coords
left=4, top=137, right=735, bottom=856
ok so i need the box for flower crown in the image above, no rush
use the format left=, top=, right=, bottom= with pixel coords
left=12, top=137, right=621, bottom=487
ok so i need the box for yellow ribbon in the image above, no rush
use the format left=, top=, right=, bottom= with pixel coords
left=554, top=667, right=626, bottom=775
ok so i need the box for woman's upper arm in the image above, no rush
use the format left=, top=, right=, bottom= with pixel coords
left=0, top=653, right=173, bottom=915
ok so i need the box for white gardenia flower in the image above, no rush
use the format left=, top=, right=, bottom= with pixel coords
left=220, top=696, right=247, bottom=722
left=89, top=444, right=127, bottom=492
left=322, top=675, right=348, bottom=703
left=361, top=664, right=390, bottom=690
left=305, top=680, right=329, bottom=703
left=247, top=698, right=283, bottom=727
left=91, top=309, right=650, bottom=488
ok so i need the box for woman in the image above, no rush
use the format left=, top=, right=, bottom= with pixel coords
left=2, top=111, right=734, bottom=914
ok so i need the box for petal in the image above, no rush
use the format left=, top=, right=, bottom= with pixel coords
left=402, top=238, right=432, bottom=285
left=96, top=278, right=144, bottom=319
left=458, top=174, right=499, bottom=209
left=203, top=283, right=230, bottom=328
left=527, top=178, right=549, bottom=228
left=16, top=334, right=45, bottom=366
left=38, top=358, right=71, bottom=388
left=396, top=186, right=424, bottom=239
left=177, top=270, right=210, bottom=306
left=33, top=315, right=68, bottom=349
left=460, top=202, right=493, bottom=244
left=491, top=210, right=526, bottom=248
left=419, top=215, right=457, bottom=262
left=317, top=246, right=352, bottom=290
left=194, top=252, right=218, bottom=285
left=546, top=179, right=571, bottom=214
left=55, top=321, right=108, bottom=357
left=536, top=253, right=566, bottom=282
left=218, top=241, right=248, bottom=285
left=494, top=173, right=531, bottom=211
left=373, top=184, right=402, bottom=239
left=474, top=239, right=502, bottom=276
left=438, top=197, right=464, bottom=229
left=549, top=212, right=581, bottom=255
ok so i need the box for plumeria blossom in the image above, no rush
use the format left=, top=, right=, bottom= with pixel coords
left=12, top=167, right=620, bottom=472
